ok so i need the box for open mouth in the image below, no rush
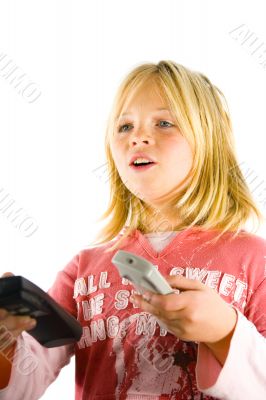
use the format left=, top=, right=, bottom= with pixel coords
left=130, top=162, right=156, bottom=171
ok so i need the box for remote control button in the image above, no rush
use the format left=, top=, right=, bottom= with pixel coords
left=18, top=307, right=31, bottom=313
left=30, top=310, right=50, bottom=317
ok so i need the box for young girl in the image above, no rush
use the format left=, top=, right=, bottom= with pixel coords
left=0, top=60, right=266, bottom=399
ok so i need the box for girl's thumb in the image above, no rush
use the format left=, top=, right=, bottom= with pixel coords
left=1, top=272, right=15, bottom=278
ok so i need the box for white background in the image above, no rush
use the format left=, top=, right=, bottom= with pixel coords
left=0, top=0, right=265, bottom=398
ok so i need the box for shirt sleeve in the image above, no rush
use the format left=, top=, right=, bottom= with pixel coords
left=195, top=279, right=266, bottom=399
left=0, top=332, right=74, bottom=400
left=0, top=253, right=79, bottom=400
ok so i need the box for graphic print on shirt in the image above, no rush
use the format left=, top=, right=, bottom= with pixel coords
left=73, top=262, right=250, bottom=399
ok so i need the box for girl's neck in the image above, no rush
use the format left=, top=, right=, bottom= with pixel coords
left=140, top=214, right=183, bottom=234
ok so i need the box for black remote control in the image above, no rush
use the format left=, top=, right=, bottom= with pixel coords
left=0, top=276, right=82, bottom=348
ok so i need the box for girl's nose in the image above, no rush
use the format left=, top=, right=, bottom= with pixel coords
left=130, top=127, right=154, bottom=146
left=131, top=138, right=149, bottom=145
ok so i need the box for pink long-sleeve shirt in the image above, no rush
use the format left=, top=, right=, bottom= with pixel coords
left=0, top=227, right=266, bottom=399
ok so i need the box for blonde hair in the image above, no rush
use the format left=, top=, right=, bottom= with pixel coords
left=91, top=60, right=265, bottom=252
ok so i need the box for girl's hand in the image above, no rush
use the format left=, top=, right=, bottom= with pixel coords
left=0, top=272, right=37, bottom=349
left=129, top=275, right=238, bottom=345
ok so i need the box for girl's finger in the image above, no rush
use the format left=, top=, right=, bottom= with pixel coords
left=129, top=293, right=163, bottom=318
left=165, top=275, right=205, bottom=291
left=133, top=290, right=187, bottom=312
left=0, top=327, right=20, bottom=346
left=0, top=308, right=8, bottom=320
left=129, top=292, right=183, bottom=321
left=0, top=325, right=32, bottom=350
left=0, top=315, right=36, bottom=331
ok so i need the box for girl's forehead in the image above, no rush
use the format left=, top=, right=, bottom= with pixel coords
left=119, top=82, right=169, bottom=113
left=129, top=79, right=163, bottom=98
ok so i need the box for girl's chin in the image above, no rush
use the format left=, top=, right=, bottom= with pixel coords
left=127, top=186, right=170, bottom=205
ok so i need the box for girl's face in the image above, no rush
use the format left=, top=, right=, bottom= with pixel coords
left=110, top=79, right=194, bottom=208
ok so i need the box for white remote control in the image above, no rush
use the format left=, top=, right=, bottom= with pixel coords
left=112, top=250, right=174, bottom=295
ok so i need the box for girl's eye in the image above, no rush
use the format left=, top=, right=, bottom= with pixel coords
left=118, top=124, right=132, bottom=133
left=117, top=120, right=173, bottom=133
left=158, top=120, right=173, bottom=128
